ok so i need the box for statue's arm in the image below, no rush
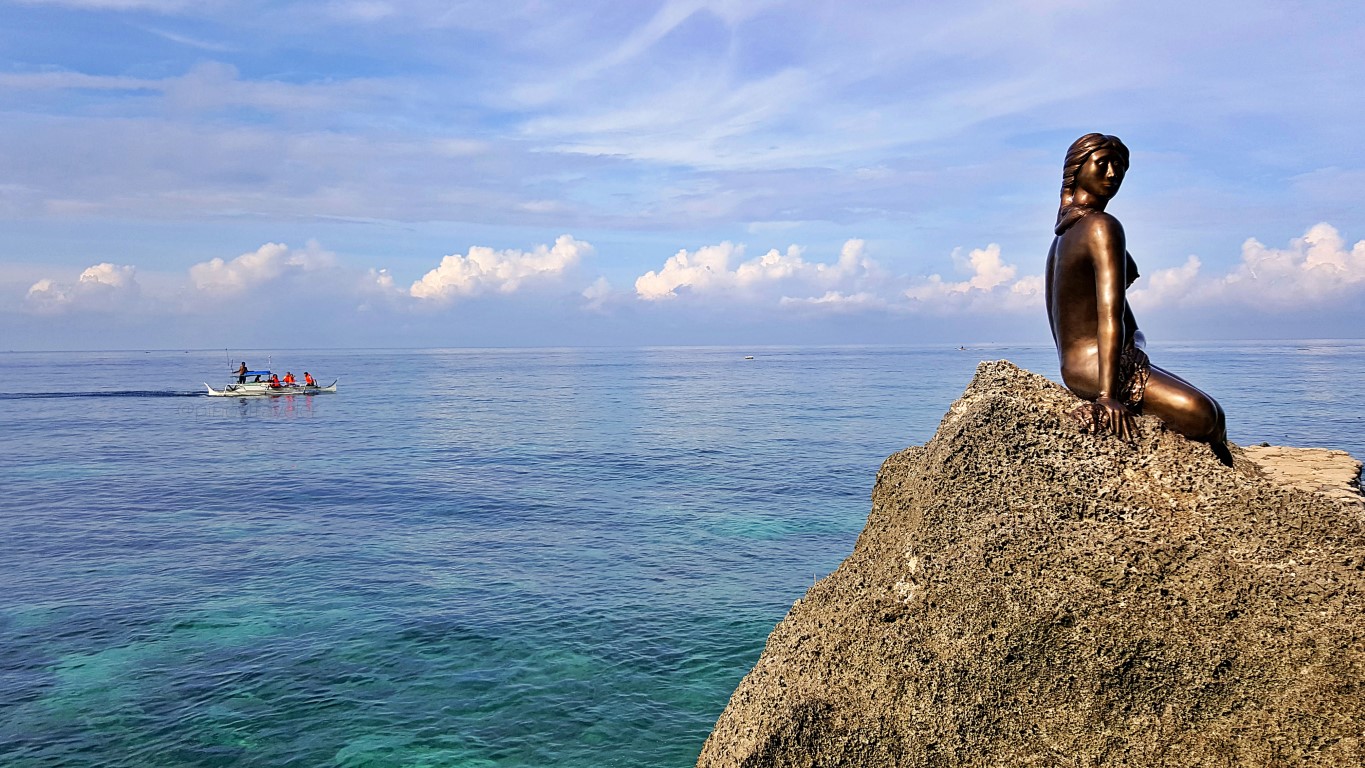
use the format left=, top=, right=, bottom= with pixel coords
left=1087, top=214, right=1136, bottom=437
left=1087, top=215, right=1127, bottom=397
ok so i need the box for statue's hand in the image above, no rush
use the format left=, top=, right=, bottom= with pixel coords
left=1094, top=395, right=1137, bottom=440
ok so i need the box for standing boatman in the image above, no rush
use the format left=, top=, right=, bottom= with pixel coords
left=236, top=361, right=248, bottom=383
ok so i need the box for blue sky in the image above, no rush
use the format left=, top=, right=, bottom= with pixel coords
left=2, top=0, right=1363, bottom=350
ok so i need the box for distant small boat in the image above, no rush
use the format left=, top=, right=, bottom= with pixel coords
left=744, top=356, right=754, bottom=360
left=205, top=370, right=337, bottom=397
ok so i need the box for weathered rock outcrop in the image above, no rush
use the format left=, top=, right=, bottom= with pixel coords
left=698, top=361, right=1365, bottom=768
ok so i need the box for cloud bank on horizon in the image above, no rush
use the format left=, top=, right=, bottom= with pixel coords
left=2, top=0, right=1364, bottom=347
left=20, top=223, right=1365, bottom=323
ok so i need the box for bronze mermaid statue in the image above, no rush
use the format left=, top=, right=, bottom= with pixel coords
left=1044, top=133, right=1231, bottom=465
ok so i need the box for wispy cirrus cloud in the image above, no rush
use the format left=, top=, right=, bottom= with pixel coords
left=778, top=291, right=887, bottom=312
left=0, top=61, right=393, bottom=115
left=11, top=0, right=194, bottom=10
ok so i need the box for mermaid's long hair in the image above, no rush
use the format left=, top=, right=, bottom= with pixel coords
left=1054, top=133, right=1129, bottom=235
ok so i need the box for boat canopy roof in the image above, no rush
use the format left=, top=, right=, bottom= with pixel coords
left=243, top=370, right=273, bottom=376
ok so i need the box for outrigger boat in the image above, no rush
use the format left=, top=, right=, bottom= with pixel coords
left=205, top=370, right=337, bottom=397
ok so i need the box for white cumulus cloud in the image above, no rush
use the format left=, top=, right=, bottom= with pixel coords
left=1131, top=223, right=1365, bottom=310
left=634, top=241, right=739, bottom=300
left=409, top=234, right=591, bottom=302
left=189, top=242, right=336, bottom=295
left=1127, top=255, right=1202, bottom=309
left=1221, top=223, right=1365, bottom=304
left=25, top=262, right=140, bottom=313
left=903, top=243, right=1038, bottom=312
left=79, top=262, right=137, bottom=289
left=634, top=238, right=876, bottom=301
left=25, top=279, right=70, bottom=308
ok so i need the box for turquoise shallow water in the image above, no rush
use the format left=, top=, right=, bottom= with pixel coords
left=1, top=343, right=1362, bottom=767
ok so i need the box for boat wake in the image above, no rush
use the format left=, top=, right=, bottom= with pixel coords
left=0, top=390, right=205, bottom=400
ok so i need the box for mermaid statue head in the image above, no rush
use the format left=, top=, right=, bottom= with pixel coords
left=1055, top=133, right=1129, bottom=235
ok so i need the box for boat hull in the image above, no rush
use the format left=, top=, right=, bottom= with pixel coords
left=205, top=380, right=338, bottom=397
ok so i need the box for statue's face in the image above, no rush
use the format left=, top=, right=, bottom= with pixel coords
left=1076, top=148, right=1126, bottom=200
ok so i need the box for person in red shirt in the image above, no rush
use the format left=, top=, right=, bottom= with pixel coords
left=269, top=374, right=280, bottom=388
left=283, top=372, right=296, bottom=385
left=304, top=372, right=316, bottom=387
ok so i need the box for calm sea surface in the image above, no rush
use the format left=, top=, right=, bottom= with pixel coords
left=2, top=343, right=1362, bottom=767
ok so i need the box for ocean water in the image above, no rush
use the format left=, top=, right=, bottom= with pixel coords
left=1, top=342, right=1362, bottom=767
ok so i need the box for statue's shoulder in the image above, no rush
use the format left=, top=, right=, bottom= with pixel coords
left=1055, top=210, right=1126, bottom=268
left=1064, top=211, right=1125, bottom=254
left=1076, top=209, right=1124, bottom=234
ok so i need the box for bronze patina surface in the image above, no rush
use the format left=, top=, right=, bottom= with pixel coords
left=1044, top=133, right=1230, bottom=463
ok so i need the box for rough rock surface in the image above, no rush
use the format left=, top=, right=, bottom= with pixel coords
left=697, top=361, right=1365, bottom=768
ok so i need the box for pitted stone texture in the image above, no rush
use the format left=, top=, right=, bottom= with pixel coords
left=698, top=361, right=1365, bottom=768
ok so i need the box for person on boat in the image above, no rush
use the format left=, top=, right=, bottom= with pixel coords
left=304, top=372, right=315, bottom=387
left=269, top=374, right=281, bottom=388
left=1045, top=132, right=1230, bottom=465
left=283, top=372, right=296, bottom=386
left=236, top=362, right=248, bottom=384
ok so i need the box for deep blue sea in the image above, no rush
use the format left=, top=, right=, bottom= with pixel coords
left=2, top=343, right=1362, bottom=767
